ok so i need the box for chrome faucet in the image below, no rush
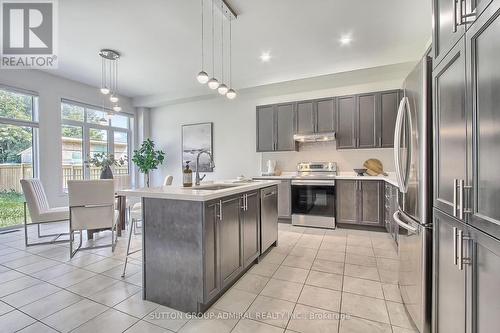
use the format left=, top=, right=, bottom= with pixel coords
left=195, top=150, right=215, bottom=186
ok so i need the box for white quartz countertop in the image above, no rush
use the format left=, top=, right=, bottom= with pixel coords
left=254, top=172, right=399, bottom=187
left=116, top=180, right=280, bottom=202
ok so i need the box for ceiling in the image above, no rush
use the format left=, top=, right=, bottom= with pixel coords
left=52, top=0, right=431, bottom=104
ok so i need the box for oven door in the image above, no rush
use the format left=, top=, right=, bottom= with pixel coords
left=291, top=180, right=335, bottom=228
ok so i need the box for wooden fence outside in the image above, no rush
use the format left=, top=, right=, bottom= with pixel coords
left=0, top=164, right=129, bottom=193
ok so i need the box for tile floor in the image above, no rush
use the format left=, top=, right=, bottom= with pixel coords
left=0, top=222, right=418, bottom=332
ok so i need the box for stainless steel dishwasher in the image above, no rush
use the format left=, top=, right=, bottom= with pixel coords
left=260, top=186, right=278, bottom=254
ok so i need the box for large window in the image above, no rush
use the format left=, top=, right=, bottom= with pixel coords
left=0, top=87, right=38, bottom=229
left=61, top=100, right=133, bottom=190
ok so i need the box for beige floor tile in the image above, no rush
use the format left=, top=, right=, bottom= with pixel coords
left=0, top=269, right=26, bottom=283
left=72, top=308, right=139, bottom=333
left=16, top=258, right=61, bottom=275
left=342, top=276, right=384, bottom=299
left=114, top=292, right=159, bottom=318
left=343, top=264, right=379, bottom=281
left=319, top=242, right=346, bottom=252
left=382, top=283, right=402, bottom=303
left=345, top=253, right=377, bottom=267
left=123, top=271, right=142, bottom=286
left=339, top=316, right=392, bottom=333
left=20, top=289, right=83, bottom=319
left=232, top=318, right=284, bottom=333
left=0, top=275, right=42, bottom=297
left=250, top=262, right=280, bottom=277
left=311, top=259, right=344, bottom=275
left=42, top=299, right=108, bottom=332
left=376, top=258, right=399, bottom=272
left=288, top=246, right=318, bottom=259
left=1, top=282, right=60, bottom=308
left=386, top=301, right=416, bottom=329
left=373, top=247, right=398, bottom=259
left=378, top=269, right=398, bottom=284
left=2, top=254, right=46, bottom=269
left=17, top=321, right=58, bottom=333
left=273, top=266, right=309, bottom=284
left=234, top=273, right=270, bottom=294
left=177, top=309, right=237, bottom=333
left=67, top=274, right=118, bottom=297
left=315, top=250, right=345, bottom=263
left=261, top=251, right=287, bottom=265
left=261, top=279, right=303, bottom=302
left=30, top=263, right=76, bottom=281
left=282, top=255, right=314, bottom=270
left=246, top=295, right=295, bottom=328
left=341, top=293, right=389, bottom=324
left=297, top=285, right=341, bottom=312
left=346, top=245, right=374, bottom=257
left=213, top=288, right=257, bottom=314
left=287, top=303, right=339, bottom=333
left=84, top=258, right=124, bottom=273
left=145, top=305, right=190, bottom=331
left=102, top=262, right=141, bottom=279
left=67, top=253, right=107, bottom=268
left=295, top=238, right=322, bottom=249
left=305, top=270, right=342, bottom=291
left=0, top=300, right=14, bottom=316
left=391, top=325, right=419, bottom=333
left=346, top=237, right=373, bottom=248
left=0, top=309, right=36, bottom=332
left=89, top=281, right=141, bottom=307
left=124, top=320, right=169, bottom=333
left=48, top=268, right=96, bottom=288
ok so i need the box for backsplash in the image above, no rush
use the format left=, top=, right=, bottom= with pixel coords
left=260, top=141, right=395, bottom=173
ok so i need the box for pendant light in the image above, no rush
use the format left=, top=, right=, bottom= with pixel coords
left=207, top=0, right=219, bottom=90
left=99, top=49, right=121, bottom=111
left=218, top=2, right=228, bottom=95
left=196, top=0, right=209, bottom=84
left=226, top=18, right=237, bottom=99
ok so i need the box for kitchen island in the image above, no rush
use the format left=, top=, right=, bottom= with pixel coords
left=117, top=180, right=279, bottom=313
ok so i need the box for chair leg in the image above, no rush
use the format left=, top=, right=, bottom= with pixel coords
left=24, top=203, right=28, bottom=248
left=121, top=218, right=135, bottom=278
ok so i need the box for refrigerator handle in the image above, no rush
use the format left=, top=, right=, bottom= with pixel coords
left=394, top=97, right=407, bottom=192
left=393, top=211, right=418, bottom=233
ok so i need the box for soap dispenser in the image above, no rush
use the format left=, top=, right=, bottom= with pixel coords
left=183, top=161, right=193, bottom=187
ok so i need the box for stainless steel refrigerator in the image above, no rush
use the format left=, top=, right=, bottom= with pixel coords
left=393, top=53, right=433, bottom=333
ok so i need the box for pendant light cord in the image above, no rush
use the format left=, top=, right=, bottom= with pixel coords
left=221, top=2, right=224, bottom=82
left=201, top=0, right=204, bottom=69
left=211, top=0, right=215, bottom=75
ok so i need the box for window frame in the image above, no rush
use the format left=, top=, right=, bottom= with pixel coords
left=61, top=99, right=133, bottom=190
left=0, top=85, right=39, bottom=179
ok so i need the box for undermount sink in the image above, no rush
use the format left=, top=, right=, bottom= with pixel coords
left=192, top=184, right=242, bottom=191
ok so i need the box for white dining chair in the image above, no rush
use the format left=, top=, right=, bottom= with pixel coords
left=121, top=175, right=173, bottom=277
left=68, top=179, right=118, bottom=258
left=20, top=179, right=70, bottom=247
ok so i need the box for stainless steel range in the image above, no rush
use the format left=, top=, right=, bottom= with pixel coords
left=291, top=162, right=337, bottom=229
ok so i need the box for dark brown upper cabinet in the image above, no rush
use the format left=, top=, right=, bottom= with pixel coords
left=256, top=103, right=297, bottom=152
left=295, top=98, right=336, bottom=135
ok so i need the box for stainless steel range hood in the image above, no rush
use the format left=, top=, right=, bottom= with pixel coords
left=293, top=132, right=336, bottom=143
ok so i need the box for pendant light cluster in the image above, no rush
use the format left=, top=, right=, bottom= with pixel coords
left=196, top=0, right=237, bottom=99
left=99, top=49, right=122, bottom=112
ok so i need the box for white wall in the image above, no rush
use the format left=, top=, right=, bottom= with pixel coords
left=148, top=63, right=414, bottom=186
left=0, top=70, right=135, bottom=207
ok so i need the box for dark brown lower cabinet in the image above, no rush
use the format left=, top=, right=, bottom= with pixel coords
left=433, top=208, right=500, bottom=333
left=336, top=180, right=383, bottom=227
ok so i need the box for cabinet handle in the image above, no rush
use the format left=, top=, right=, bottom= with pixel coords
left=453, top=227, right=458, bottom=266
left=378, top=137, right=382, bottom=147
left=453, top=0, right=458, bottom=32
left=453, top=179, right=458, bottom=217
left=459, top=179, right=464, bottom=220
left=217, top=200, right=223, bottom=221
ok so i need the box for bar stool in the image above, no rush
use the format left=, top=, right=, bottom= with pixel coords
left=121, top=202, right=141, bottom=277
left=121, top=175, right=173, bottom=277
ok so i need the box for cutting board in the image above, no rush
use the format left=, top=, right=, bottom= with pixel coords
left=363, top=159, right=388, bottom=176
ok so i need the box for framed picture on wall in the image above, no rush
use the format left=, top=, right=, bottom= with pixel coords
left=182, top=122, right=214, bottom=172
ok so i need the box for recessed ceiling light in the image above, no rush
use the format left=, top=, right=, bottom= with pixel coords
left=260, top=52, right=271, bottom=62
left=340, top=35, right=352, bottom=46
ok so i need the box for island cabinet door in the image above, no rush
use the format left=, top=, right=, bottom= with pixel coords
left=203, top=201, right=221, bottom=303
left=219, top=196, right=244, bottom=288
left=241, top=192, right=260, bottom=267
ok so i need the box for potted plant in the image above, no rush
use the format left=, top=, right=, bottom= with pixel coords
left=132, top=139, right=165, bottom=187
left=86, top=152, right=126, bottom=179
